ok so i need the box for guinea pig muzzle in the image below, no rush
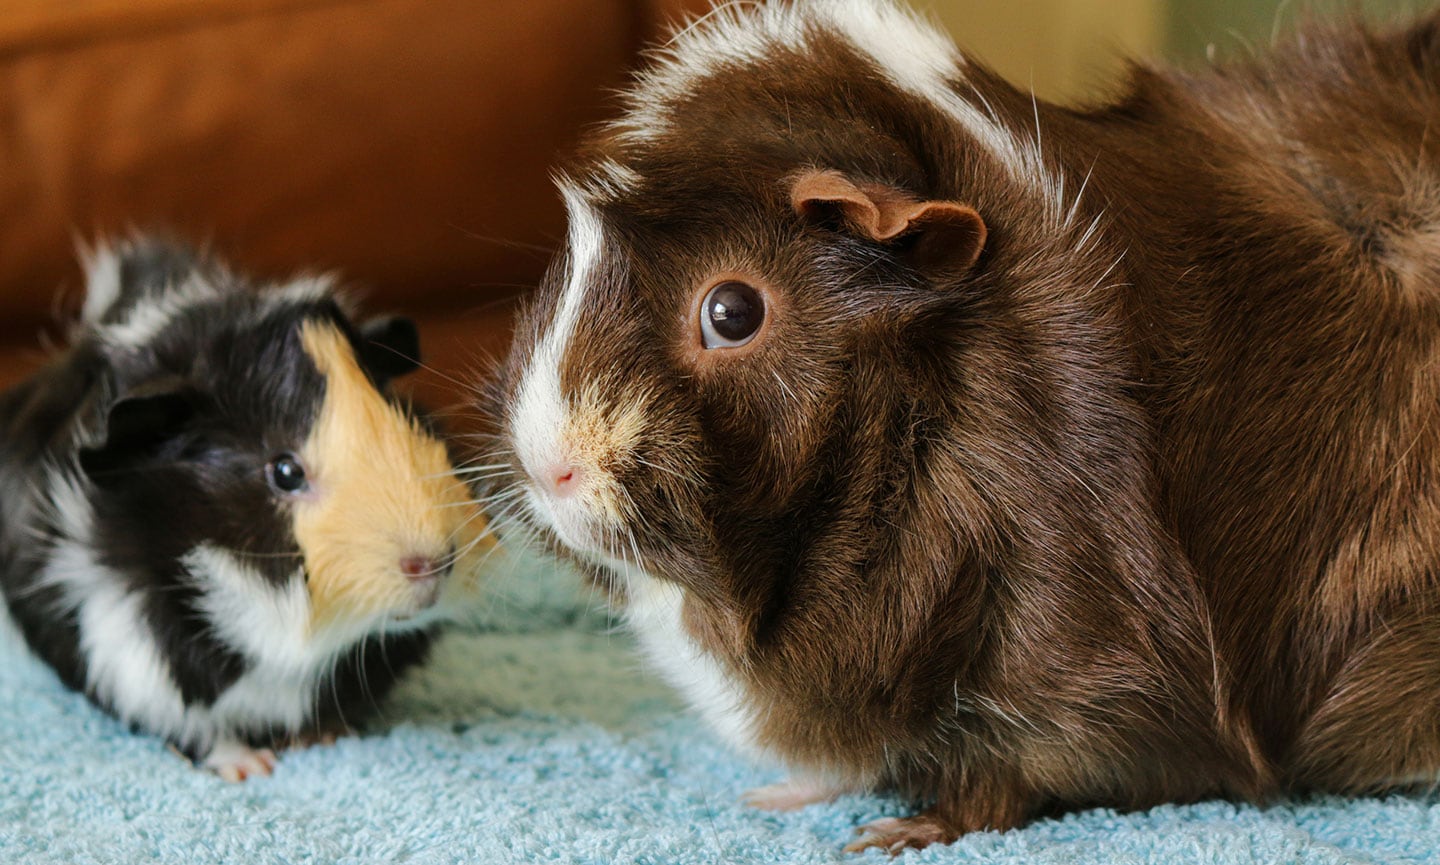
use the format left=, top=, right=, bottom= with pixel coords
left=396, top=546, right=455, bottom=615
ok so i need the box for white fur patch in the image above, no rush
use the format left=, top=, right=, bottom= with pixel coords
left=79, top=598, right=185, bottom=727
left=94, top=268, right=226, bottom=350
left=81, top=240, right=344, bottom=351
left=206, top=666, right=315, bottom=734
left=262, top=274, right=339, bottom=310
left=29, top=474, right=366, bottom=756
left=617, top=561, right=761, bottom=756
left=31, top=536, right=294, bottom=755
left=611, top=0, right=1064, bottom=219
left=509, top=184, right=608, bottom=549
left=521, top=487, right=601, bottom=556
left=185, top=545, right=313, bottom=675
left=78, top=240, right=124, bottom=324
left=579, top=159, right=643, bottom=203
left=54, top=543, right=193, bottom=740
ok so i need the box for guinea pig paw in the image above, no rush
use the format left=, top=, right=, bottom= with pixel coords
left=203, top=741, right=278, bottom=783
left=283, top=725, right=350, bottom=751
left=741, top=777, right=843, bottom=811
left=842, top=815, right=956, bottom=856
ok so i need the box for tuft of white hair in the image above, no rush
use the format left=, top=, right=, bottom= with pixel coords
left=599, top=0, right=1063, bottom=218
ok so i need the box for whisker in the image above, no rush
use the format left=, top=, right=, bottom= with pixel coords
left=446, top=222, right=556, bottom=256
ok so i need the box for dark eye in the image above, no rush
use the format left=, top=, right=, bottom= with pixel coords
left=700, top=281, right=765, bottom=349
left=266, top=453, right=309, bottom=494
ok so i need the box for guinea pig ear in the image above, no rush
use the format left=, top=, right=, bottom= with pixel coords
left=357, top=315, right=422, bottom=382
left=79, top=382, right=201, bottom=480
left=790, top=169, right=988, bottom=278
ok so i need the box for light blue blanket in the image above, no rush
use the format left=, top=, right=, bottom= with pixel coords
left=2, top=549, right=1437, bottom=864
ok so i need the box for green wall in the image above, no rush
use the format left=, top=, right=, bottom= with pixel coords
left=1167, top=0, right=1429, bottom=61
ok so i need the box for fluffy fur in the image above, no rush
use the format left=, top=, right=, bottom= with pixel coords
left=484, top=0, right=1440, bottom=854
left=0, top=238, right=490, bottom=779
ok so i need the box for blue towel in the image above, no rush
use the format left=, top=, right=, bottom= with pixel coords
left=2, top=548, right=1437, bottom=864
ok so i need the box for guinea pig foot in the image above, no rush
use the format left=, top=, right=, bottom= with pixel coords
left=282, top=725, right=350, bottom=751
left=203, top=741, right=278, bottom=782
left=842, top=814, right=957, bottom=856
left=741, top=777, right=844, bottom=811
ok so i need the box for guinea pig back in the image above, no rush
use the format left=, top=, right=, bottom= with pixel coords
left=489, top=0, right=1440, bottom=852
left=0, top=237, right=491, bottom=780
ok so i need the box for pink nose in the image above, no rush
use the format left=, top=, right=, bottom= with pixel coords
left=547, top=461, right=582, bottom=497
left=400, top=556, right=439, bottom=581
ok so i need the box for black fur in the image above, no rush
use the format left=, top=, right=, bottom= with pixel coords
left=0, top=238, right=436, bottom=760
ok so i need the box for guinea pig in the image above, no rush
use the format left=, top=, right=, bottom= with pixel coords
left=484, top=0, right=1440, bottom=853
left=0, top=237, right=491, bottom=781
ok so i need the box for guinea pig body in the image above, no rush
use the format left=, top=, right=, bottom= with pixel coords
left=0, top=238, right=488, bottom=780
left=490, top=0, right=1440, bottom=852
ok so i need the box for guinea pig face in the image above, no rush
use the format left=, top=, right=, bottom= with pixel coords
left=288, top=321, right=486, bottom=638
left=83, top=309, right=487, bottom=658
left=491, top=3, right=1006, bottom=611
left=497, top=164, right=984, bottom=611
left=500, top=185, right=808, bottom=592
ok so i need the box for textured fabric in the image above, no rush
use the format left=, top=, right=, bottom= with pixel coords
left=2, top=548, right=1437, bottom=864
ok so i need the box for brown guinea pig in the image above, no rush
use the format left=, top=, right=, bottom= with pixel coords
left=483, top=0, right=1440, bottom=853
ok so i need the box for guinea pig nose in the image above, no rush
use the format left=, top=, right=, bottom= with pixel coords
left=547, top=461, right=583, bottom=497
left=400, top=556, right=441, bottom=582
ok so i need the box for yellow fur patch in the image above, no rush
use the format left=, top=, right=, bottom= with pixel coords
left=570, top=383, right=650, bottom=522
left=293, top=322, right=492, bottom=635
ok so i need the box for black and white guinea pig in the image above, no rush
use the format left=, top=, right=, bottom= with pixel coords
left=488, top=0, right=1440, bottom=855
left=0, top=238, right=492, bottom=780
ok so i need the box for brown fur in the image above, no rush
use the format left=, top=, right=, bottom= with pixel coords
left=487, top=0, right=1440, bottom=852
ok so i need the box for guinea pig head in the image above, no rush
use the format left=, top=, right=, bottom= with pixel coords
left=288, top=321, right=487, bottom=635
left=496, top=165, right=989, bottom=651
left=488, top=0, right=1170, bottom=758
left=81, top=307, right=488, bottom=658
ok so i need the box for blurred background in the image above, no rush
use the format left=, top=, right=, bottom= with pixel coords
left=927, top=0, right=1421, bottom=102
left=0, top=0, right=1427, bottom=412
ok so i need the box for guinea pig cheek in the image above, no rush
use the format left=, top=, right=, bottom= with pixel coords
left=291, top=323, right=488, bottom=638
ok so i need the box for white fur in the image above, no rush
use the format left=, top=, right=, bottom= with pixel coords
left=95, top=267, right=225, bottom=350
left=509, top=184, right=608, bottom=549
left=580, top=159, right=643, bottom=202
left=611, top=0, right=1064, bottom=218
left=206, top=665, right=315, bottom=734
left=32, top=471, right=203, bottom=744
left=78, top=240, right=124, bottom=324
left=521, top=487, right=602, bottom=556
left=185, top=545, right=313, bottom=675
left=30, top=476, right=366, bottom=757
left=74, top=573, right=192, bottom=735
left=81, top=241, right=343, bottom=351
left=35, top=466, right=97, bottom=536
left=31, top=536, right=314, bottom=755
left=818, top=1, right=1063, bottom=216
left=262, top=274, right=339, bottom=310
left=616, top=560, right=761, bottom=756
left=182, top=545, right=419, bottom=739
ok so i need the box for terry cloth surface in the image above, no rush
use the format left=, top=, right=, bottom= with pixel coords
left=3, top=548, right=1439, bottom=865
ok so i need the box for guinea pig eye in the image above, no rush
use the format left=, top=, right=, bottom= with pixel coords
left=266, top=453, right=309, bottom=495
left=700, top=281, right=765, bottom=349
